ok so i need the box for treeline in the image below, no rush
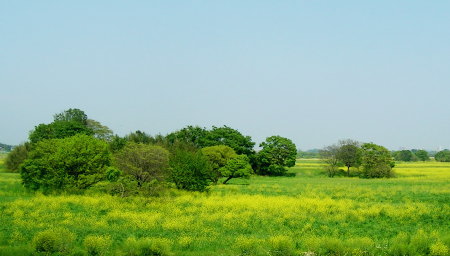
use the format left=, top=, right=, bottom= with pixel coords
left=0, top=143, right=13, bottom=152
left=5, top=109, right=297, bottom=195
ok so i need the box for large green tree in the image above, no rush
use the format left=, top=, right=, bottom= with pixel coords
left=219, top=155, right=253, bottom=184
left=435, top=150, right=450, bottom=162
left=166, top=126, right=208, bottom=148
left=203, top=126, right=255, bottom=156
left=53, top=108, right=88, bottom=125
left=169, top=148, right=211, bottom=192
left=360, top=143, right=394, bottom=178
left=336, top=140, right=361, bottom=177
left=415, top=150, right=429, bottom=161
left=20, top=134, right=111, bottom=192
left=201, top=145, right=238, bottom=183
left=29, top=121, right=93, bottom=143
left=256, top=136, right=297, bottom=176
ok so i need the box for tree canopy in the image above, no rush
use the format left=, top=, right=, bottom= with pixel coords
left=256, top=136, right=297, bottom=176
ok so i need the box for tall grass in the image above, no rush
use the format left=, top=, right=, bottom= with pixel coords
left=0, top=159, right=449, bottom=255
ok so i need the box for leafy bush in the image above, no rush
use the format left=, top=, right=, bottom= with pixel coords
left=83, top=235, right=112, bottom=256
left=4, top=143, right=31, bottom=173
left=201, top=145, right=237, bottom=183
left=20, top=134, right=111, bottom=193
left=360, top=143, right=395, bottom=178
left=435, top=150, right=450, bottom=162
left=121, top=237, right=173, bottom=256
left=430, top=241, right=449, bottom=256
left=32, top=228, right=75, bottom=255
left=169, top=148, right=211, bottom=192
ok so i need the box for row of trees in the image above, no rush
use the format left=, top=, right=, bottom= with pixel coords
left=6, top=109, right=298, bottom=194
left=320, top=140, right=395, bottom=178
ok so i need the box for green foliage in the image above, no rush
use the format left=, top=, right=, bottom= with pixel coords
left=87, top=119, right=113, bottom=141
left=203, top=126, right=256, bottom=156
left=201, top=145, right=238, bottom=183
left=20, top=134, right=111, bottom=192
left=360, top=143, right=394, bottom=178
left=29, top=121, right=93, bottom=143
left=5, top=143, right=31, bottom=173
left=394, top=149, right=415, bottom=162
left=435, top=150, right=450, bottom=162
left=83, top=235, right=111, bottom=256
left=114, top=143, right=170, bottom=186
left=320, top=144, right=340, bottom=177
left=32, top=228, right=75, bottom=255
left=169, top=148, right=211, bottom=191
left=53, top=108, right=88, bottom=125
left=234, top=236, right=265, bottom=256
left=109, top=135, right=128, bottom=153
left=125, top=130, right=154, bottom=144
left=220, top=155, right=253, bottom=184
left=121, top=237, right=173, bottom=256
left=256, top=136, right=297, bottom=176
left=415, top=149, right=430, bottom=161
left=336, top=140, right=361, bottom=176
left=166, top=125, right=208, bottom=148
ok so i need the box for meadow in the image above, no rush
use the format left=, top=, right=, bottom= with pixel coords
left=0, top=156, right=449, bottom=255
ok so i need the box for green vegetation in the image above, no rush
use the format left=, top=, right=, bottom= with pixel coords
left=0, top=160, right=449, bottom=255
left=435, top=150, right=450, bottom=162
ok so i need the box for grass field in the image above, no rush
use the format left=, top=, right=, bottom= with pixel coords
left=0, top=159, right=449, bottom=255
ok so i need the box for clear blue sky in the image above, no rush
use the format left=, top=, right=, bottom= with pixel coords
left=1, top=1, right=449, bottom=150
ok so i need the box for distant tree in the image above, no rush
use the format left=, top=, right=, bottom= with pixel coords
left=219, top=155, right=253, bottom=184
left=125, top=130, right=154, bottom=144
left=336, top=140, right=361, bottom=177
left=166, top=126, right=208, bottom=148
left=297, top=149, right=320, bottom=159
left=319, top=144, right=340, bottom=177
left=256, top=136, right=297, bottom=176
left=201, top=145, right=238, bottom=183
left=114, top=143, right=170, bottom=187
left=20, top=134, right=111, bottom=192
left=53, top=108, right=88, bottom=125
left=109, top=135, right=128, bottom=153
left=5, top=142, right=31, bottom=173
left=360, top=143, right=394, bottom=178
left=415, top=150, right=430, bottom=161
left=87, top=119, right=113, bottom=141
left=29, top=121, right=93, bottom=143
left=435, top=150, right=450, bottom=162
left=169, top=148, right=211, bottom=192
left=394, top=150, right=414, bottom=162
left=203, top=126, right=256, bottom=157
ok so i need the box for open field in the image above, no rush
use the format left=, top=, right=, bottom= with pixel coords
left=0, top=159, right=449, bottom=255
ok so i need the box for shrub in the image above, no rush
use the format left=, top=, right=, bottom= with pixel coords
left=267, top=235, right=296, bottom=256
left=121, top=237, right=173, bottom=256
left=4, top=143, right=31, bottom=173
left=32, top=228, right=75, bottom=255
left=169, top=148, right=211, bottom=192
left=83, top=235, right=112, bottom=256
left=20, top=134, right=111, bottom=193
left=360, top=143, right=394, bottom=178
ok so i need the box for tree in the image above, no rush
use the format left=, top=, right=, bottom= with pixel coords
left=125, top=130, right=154, bottom=144
left=394, top=150, right=414, bottom=162
left=360, top=143, right=394, bottom=178
left=20, top=134, right=111, bottom=192
left=166, top=126, right=208, bottom=148
left=336, top=140, right=361, bottom=177
left=435, top=150, right=450, bottom=162
left=114, top=143, right=170, bottom=187
left=87, top=119, right=113, bottom=141
left=201, top=145, right=238, bottom=183
left=29, top=121, right=93, bottom=143
left=319, top=144, right=340, bottom=177
left=169, top=148, right=211, bottom=192
left=415, top=150, right=429, bottom=161
left=256, top=136, right=297, bottom=176
left=5, top=142, right=31, bottom=172
left=53, top=108, right=88, bottom=125
left=219, top=155, right=253, bottom=184
left=203, top=126, right=256, bottom=156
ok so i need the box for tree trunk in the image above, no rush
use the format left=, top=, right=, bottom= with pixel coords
left=347, top=166, right=350, bottom=177
left=223, top=176, right=233, bottom=184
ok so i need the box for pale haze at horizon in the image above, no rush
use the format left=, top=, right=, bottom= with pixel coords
left=1, top=1, right=449, bottom=150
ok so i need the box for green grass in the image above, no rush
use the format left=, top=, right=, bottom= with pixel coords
left=0, top=159, right=449, bottom=255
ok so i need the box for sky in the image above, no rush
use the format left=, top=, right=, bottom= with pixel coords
left=1, top=1, right=449, bottom=150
